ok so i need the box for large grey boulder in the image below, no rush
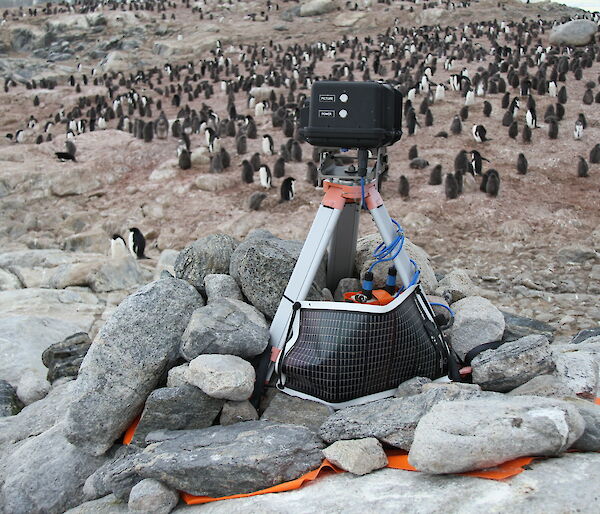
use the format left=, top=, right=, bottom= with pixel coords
left=130, top=386, right=224, bottom=447
left=261, top=391, right=333, bottom=432
left=229, top=233, right=326, bottom=319
left=165, top=453, right=600, bottom=513
left=549, top=20, right=597, bottom=47
left=0, top=315, right=84, bottom=387
left=355, top=234, right=437, bottom=293
left=552, top=346, right=599, bottom=399
left=299, top=0, right=338, bottom=17
left=186, top=354, right=255, bottom=401
left=174, top=233, right=239, bottom=292
left=204, top=273, right=243, bottom=302
left=323, top=438, right=388, bottom=476
left=566, top=398, right=600, bottom=452
left=471, top=335, right=556, bottom=392
left=64, top=494, right=127, bottom=514
left=136, top=421, right=324, bottom=496
left=0, top=425, right=107, bottom=514
left=501, top=311, right=556, bottom=343
left=408, top=396, right=585, bottom=474
left=128, top=479, right=179, bottom=514
left=180, top=298, right=269, bottom=361
left=448, top=296, right=505, bottom=359
left=434, top=269, right=478, bottom=302
left=64, top=277, right=203, bottom=455
left=571, top=327, right=600, bottom=344
left=0, top=379, right=23, bottom=416
left=320, top=384, right=494, bottom=450
left=83, top=446, right=142, bottom=502
left=220, top=400, right=259, bottom=426
left=0, top=267, right=22, bottom=291
left=15, top=370, right=50, bottom=405
left=508, top=374, right=578, bottom=399
left=42, top=332, right=92, bottom=383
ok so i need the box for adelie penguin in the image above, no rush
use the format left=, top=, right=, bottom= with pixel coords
left=241, top=160, right=254, bottom=183
left=470, top=150, right=489, bottom=176
left=236, top=134, right=247, bottom=155
left=178, top=148, right=191, bottom=170
left=590, top=144, right=600, bottom=164
left=548, top=120, right=559, bottom=140
left=398, top=175, right=410, bottom=199
left=248, top=192, right=267, bottom=211
left=577, top=157, right=589, bottom=178
left=408, top=145, right=418, bottom=160
left=261, top=134, right=274, bottom=155
left=279, top=177, right=296, bottom=202
left=472, top=124, right=490, bottom=143
left=522, top=125, right=532, bottom=144
left=273, top=157, right=285, bottom=178
left=573, top=120, right=584, bottom=140
left=110, top=234, right=129, bottom=259
left=128, top=228, right=148, bottom=259
left=306, top=161, right=318, bottom=187
left=429, top=164, right=442, bottom=185
left=516, top=153, right=528, bottom=175
left=259, top=164, right=272, bottom=189
left=483, top=101, right=492, bottom=117
left=482, top=169, right=500, bottom=197
left=444, top=173, right=459, bottom=199
left=250, top=152, right=261, bottom=171
left=508, top=121, right=518, bottom=140
left=450, top=115, right=462, bottom=135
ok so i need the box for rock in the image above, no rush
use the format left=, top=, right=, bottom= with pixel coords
left=0, top=425, right=108, bottom=514
left=332, top=11, right=364, bottom=27
left=471, top=335, right=556, bottom=392
left=249, top=86, right=276, bottom=102
left=354, top=234, right=437, bottom=293
left=63, top=228, right=108, bottom=254
left=42, top=332, right=92, bottom=383
left=181, top=298, right=269, bottom=361
left=174, top=233, right=239, bottom=292
left=193, top=174, right=238, bottom=192
left=300, top=0, right=337, bottom=17
left=566, top=398, right=600, bottom=452
left=167, top=453, right=600, bottom=512
left=136, top=421, right=324, bottom=496
left=186, top=354, right=255, bottom=401
left=128, top=479, right=179, bottom=514
left=434, top=269, right=478, bottom=303
left=320, top=385, right=494, bottom=450
left=154, top=250, right=179, bottom=279
left=166, top=363, right=189, bottom=388
left=64, top=277, right=203, bottom=456
left=408, top=396, right=585, bottom=474
left=552, top=347, right=599, bottom=399
left=83, top=446, right=142, bottom=502
left=508, top=374, right=578, bottom=399
left=131, top=386, right=224, bottom=447
left=64, top=494, right=127, bottom=514
left=190, top=147, right=210, bottom=165
left=0, top=315, right=86, bottom=387
left=220, top=400, right=259, bottom=426
left=15, top=370, right=50, bottom=405
left=323, top=438, right=387, bottom=475
left=333, top=277, right=361, bottom=302
left=261, top=391, right=333, bottom=432
left=501, top=311, right=556, bottom=343
left=0, top=267, right=22, bottom=291
left=204, top=273, right=243, bottom=302
left=394, top=377, right=432, bottom=398
left=0, top=379, right=23, bottom=416
left=557, top=244, right=597, bottom=263
left=448, top=296, right=505, bottom=359
left=549, top=20, right=597, bottom=47
left=572, top=327, right=600, bottom=344
left=229, top=234, right=326, bottom=319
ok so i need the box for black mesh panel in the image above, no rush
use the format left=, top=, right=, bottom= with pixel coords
left=281, top=289, right=447, bottom=404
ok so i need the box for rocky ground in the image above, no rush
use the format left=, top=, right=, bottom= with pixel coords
left=1, top=0, right=600, bottom=512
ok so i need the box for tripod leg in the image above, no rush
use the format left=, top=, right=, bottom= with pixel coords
left=268, top=204, right=342, bottom=370
left=326, top=202, right=359, bottom=292
left=369, top=203, right=415, bottom=288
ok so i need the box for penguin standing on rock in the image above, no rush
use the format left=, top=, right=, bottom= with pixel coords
left=110, top=234, right=129, bottom=259
left=128, top=228, right=148, bottom=259
left=280, top=177, right=296, bottom=202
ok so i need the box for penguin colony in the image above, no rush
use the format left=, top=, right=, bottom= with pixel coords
left=1, top=0, right=599, bottom=232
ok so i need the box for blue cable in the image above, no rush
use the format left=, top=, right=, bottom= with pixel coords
left=429, top=302, right=455, bottom=318
left=360, top=177, right=366, bottom=209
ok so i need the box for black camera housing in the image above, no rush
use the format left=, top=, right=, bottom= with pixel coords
left=299, top=81, right=403, bottom=149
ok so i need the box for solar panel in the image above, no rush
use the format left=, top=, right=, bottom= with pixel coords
left=278, top=286, right=448, bottom=406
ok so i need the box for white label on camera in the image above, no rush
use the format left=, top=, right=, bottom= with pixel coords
left=318, top=110, right=335, bottom=117
left=319, top=95, right=335, bottom=102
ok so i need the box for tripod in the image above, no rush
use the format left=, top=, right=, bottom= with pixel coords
left=252, top=148, right=421, bottom=404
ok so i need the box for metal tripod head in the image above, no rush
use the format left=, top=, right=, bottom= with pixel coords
left=318, top=147, right=389, bottom=186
